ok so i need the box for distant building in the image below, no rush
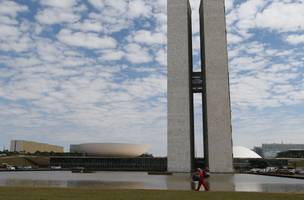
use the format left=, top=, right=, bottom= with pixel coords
left=233, top=146, right=262, bottom=159
left=70, top=143, right=150, bottom=157
left=10, top=140, right=63, bottom=153
left=276, top=150, right=304, bottom=158
left=261, top=143, right=304, bottom=158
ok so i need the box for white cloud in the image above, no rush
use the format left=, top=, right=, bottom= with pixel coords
left=69, top=20, right=103, bottom=32
left=89, top=0, right=127, bottom=13
left=154, top=13, right=167, bottom=33
left=256, top=2, right=304, bottom=32
left=0, top=15, right=18, bottom=25
left=131, top=30, right=166, bottom=45
left=57, top=29, right=117, bottom=49
left=228, top=41, right=303, bottom=109
left=0, top=24, right=19, bottom=37
left=232, top=109, right=304, bottom=148
left=225, top=1, right=304, bottom=44
left=227, top=33, right=243, bottom=44
left=0, top=35, right=32, bottom=52
left=36, top=8, right=80, bottom=25
left=190, top=0, right=200, bottom=34
left=192, top=35, right=200, bottom=51
left=88, top=0, right=130, bottom=33
left=101, top=50, right=124, bottom=61
left=0, top=1, right=32, bottom=53
left=0, top=0, right=28, bottom=17
left=231, top=0, right=267, bottom=39
left=128, top=0, right=152, bottom=18
left=88, top=0, right=104, bottom=10
left=225, top=0, right=234, bottom=12
left=40, top=0, right=78, bottom=9
left=237, top=0, right=265, bottom=20
left=0, top=0, right=165, bottom=155
left=285, top=34, right=304, bottom=45
left=123, top=74, right=166, bottom=100
left=88, top=0, right=128, bottom=17
left=124, top=44, right=152, bottom=64
left=155, top=49, right=167, bottom=66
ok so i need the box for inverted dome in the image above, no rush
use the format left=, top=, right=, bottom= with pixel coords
left=233, top=146, right=262, bottom=159
left=70, top=143, right=150, bottom=157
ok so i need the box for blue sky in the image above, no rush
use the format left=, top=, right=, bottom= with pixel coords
left=0, top=0, right=303, bottom=156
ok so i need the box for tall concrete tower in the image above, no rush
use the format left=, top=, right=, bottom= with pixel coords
left=167, top=0, right=194, bottom=173
left=200, top=0, right=234, bottom=173
left=167, top=0, right=233, bottom=173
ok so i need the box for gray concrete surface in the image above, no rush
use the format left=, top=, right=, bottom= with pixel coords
left=167, top=0, right=194, bottom=172
left=1, top=172, right=304, bottom=192
left=200, top=0, right=233, bottom=173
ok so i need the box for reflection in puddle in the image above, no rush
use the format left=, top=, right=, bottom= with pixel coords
left=0, top=171, right=303, bottom=192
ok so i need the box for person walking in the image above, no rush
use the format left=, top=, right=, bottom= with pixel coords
left=195, top=168, right=209, bottom=191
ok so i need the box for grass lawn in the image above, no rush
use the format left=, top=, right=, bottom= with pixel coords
left=0, top=187, right=303, bottom=200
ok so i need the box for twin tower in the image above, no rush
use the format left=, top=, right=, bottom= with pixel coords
left=167, top=0, right=233, bottom=173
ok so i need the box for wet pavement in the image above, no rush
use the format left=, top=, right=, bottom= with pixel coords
left=0, top=171, right=303, bottom=192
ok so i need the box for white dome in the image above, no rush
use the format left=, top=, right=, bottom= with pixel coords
left=70, top=143, right=150, bottom=157
left=233, top=146, right=262, bottom=158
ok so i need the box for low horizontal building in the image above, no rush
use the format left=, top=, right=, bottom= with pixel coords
left=276, top=150, right=304, bottom=158
left=50, top=156, right=166, bottom=172
left=261, top=143, right=304, bottom=158
left=10, top=140, right=63, bottom=153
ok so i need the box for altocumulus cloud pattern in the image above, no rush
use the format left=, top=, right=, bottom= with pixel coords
left=0, top=0, right=303, bottom=155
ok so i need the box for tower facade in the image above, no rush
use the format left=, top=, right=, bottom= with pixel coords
left=167, top=0, right=194, bottom=172
left=167, top=0, right=233, bottom=173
